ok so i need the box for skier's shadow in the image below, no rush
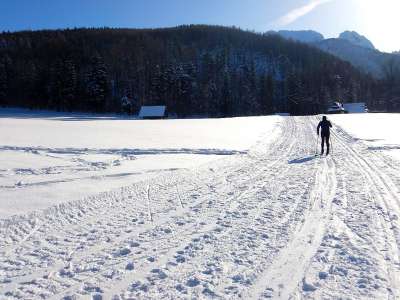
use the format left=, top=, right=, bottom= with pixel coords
left=288, top=156, right=316, bottom=164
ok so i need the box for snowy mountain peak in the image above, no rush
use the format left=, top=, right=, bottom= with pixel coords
left=339, top=31, right=375, bottom=50
left=275, top=30, right=325, bottom=43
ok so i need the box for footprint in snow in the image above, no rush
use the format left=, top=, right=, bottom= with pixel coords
left=59, top=268, right=74, bottom=278
left=62, top=296, right=78, bottom=300
left=262, top=288, right=274, bottom=298
left=130, top=281, right=149, bottom=292
left=203, top=286, right=217, bottom=296
left=129, top=241, right=140, bottom=248
left=82, top=284, right=103, bottom=294
left=186, top=277, right=201, bottom=287
left=115, top=248, right=131, bottom=257
left=147, top=256, right=156, bottom=262
left=319, top=271, right=328, bottom=280
left=175, top=255, right=186, bottom=263
left=92, top=294, right=103, bottom=300
left=302, top=279, right=317, bottom=292
left=214, top=226, right=223, bottom=233
left=125, top=262, right=135, bottom=270
left=103, top=269, right=122, bottom=279
left=357, top=278, right=369, bottom=289
left=202, top=269, right=213, bottom=275
left=175, top=283, right=187, bottom=293
left=150, top=268, right=168, bottom=279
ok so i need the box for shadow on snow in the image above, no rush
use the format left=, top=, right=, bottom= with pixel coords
left=288, top=156, right=316, bottom=164
left=0, top=146, right=247, bottom=156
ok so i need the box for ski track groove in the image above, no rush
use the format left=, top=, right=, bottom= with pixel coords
left=246, top=118, right=337, bottom=300
left=294, top=116, right=400, bottom=300
left=325, top=123, right=400, bottom=299
left=2, top=116, right=400, bottom=299
left=99, top=117, right=299, bottom=299
left=0, top=117, right=288, bottom=298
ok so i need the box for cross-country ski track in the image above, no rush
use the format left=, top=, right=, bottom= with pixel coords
left=1, top=116, right=400, bottom=299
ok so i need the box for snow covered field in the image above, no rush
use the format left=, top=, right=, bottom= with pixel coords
left=331, top=113, right=400, bottom=160
left=1, top=110, right=400, bottom=299
left=0, top=108, right=280, bottom=217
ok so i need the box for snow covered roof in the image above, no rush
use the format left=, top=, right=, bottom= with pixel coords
left=327, top=102, right=345, bottom=113
left=343, top=103, right=367, bottom=113
left=139, top=106, right=166, bottom=118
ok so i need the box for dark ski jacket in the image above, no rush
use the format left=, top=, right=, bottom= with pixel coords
left=317, top=119, right=332, bottom=136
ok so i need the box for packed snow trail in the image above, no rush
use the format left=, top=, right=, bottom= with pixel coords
left=1, top=116, right=400, bottom=299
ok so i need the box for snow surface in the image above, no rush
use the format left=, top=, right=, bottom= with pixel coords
left=2, top=110, right=400, bottom=299
left=339, top=30, right=376, bottom=50
left=0, top=108, right=280, bottom=217
left=330, top=113, right=400, bottom=160
left=275, top=30, right=324, bottom=43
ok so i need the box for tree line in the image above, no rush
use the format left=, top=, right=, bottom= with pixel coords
left=0, top=25, right=399, bottom=116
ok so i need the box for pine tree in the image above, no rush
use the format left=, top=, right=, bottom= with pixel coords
left=62, top=59, right=77, bottom=111
left=149, top=64, right=162, bottom=104
left=240, top=61, right=257, bottom=115
left=175, top=64, right=195, bottom=117
left=86, top=55, right=109, bottom=112
left=259, top=74, right=274, bottom=115
left=286, top=70, right=307, bottom=115
left=48, top=59, right=77, bottom=111
left=0, top=61, right=7, bottom=106
left=0, top=26, right=392, bottom=114
left=220, top=71, right=231, bottom=117
left=48, top=60, right=62, bottom=110
left=22, top=61, right=39, bottom=108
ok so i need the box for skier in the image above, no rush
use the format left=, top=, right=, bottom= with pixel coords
left=317, top=116, right=332, bottom=155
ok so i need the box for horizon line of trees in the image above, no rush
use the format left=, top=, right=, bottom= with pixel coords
left=0, top=25, right=399, bottom=116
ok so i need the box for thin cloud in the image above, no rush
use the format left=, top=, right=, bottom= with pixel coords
left=272, top=0, right=333, bottom=27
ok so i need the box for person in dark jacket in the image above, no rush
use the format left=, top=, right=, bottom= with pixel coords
left=317, top=116, right=332, bottom=155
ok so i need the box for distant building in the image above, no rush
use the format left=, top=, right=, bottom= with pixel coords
left=138, top=106, right=167, bottom=119
left=343, top=102, right=368, bottom=113
left=327, top=102, right=346, bottom=114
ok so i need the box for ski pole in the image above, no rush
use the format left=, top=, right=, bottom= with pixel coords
left=315, top=134, right=319, bottom=156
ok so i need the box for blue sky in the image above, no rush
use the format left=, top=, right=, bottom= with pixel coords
left=0, top=0, right=399, bottom=52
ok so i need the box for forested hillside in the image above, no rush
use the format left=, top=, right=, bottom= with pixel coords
left=0, top=25, right=397, bottom=116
